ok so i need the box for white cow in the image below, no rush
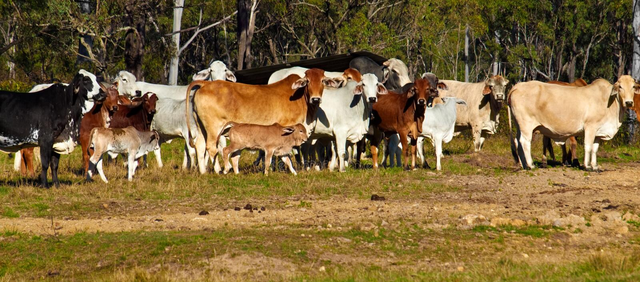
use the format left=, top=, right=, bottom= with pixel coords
left=114, top=61, right=235, bottom=170
left=509, top=75, right=638, bottom=171
left=416, top=97, right=467, bottom=171
left=383, top=58, right=412, bottom=87
left=309, top=73, right=386, bottom=172
left=437, top=75, right=509, bottom=151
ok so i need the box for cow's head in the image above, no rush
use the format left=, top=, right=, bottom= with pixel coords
left=98, top=83, right=120, bottom=114
left=383, top=58, right=411, bottom=86
left=354, top=73, right=387, bottom=104
left=612, top=75, right=638, bottom=108
left=292, top=68, right=341, bottom=105
left=483, top=75, right=509, bottom=101
left=282, top=123, right=308, bottom=147
left=421, top=73, right=448, bottom=98
left=342, top=68, right=362, bottom=83
left=142, top=93, right=158, bottom=115
left=72, top=69, right=102, bottom=102
left=192, top=60, right=237, bottom=82
left=115, top=70, right=142, bottom=97
left=408, top=78, right=431, bottom=107
left=149, top=131, right=161, bottom=151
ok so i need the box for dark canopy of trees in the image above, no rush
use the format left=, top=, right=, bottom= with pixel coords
left=0, top=0, right=633, bottom=91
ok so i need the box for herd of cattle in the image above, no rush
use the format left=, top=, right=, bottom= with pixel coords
left=1, top=56, right=639, bottom=188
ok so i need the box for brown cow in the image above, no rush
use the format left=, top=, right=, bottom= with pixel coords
left=87, top=126, right=160, bottom=183
left=220, top=122, right=307, bottom=175
left=109, top=93, right=158, bottom=131
left=368, top=78, right=447, bottom=170
left=186, top=68, right=342, bottom=174
left=79, top=85, right=120, bottom=174
left=542, top=78, right=588, bottom=167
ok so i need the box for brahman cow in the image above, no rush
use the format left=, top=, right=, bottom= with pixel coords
left=541, top=78, right=588, bottom=166
left=310, top=72, right=386, bottom=172
left=0, top=69, right=102, bottom=187
left=416, top=97, right=467, bottom=170
left=349, top=57, right=410, bottom=91
left=367, top=78, right=446, bottom=169
left=87, top=126, right=160, bottom=183
left=509, top=75, right=639, bottom=171
left=186, top=68, right=342, bottom=174
left=114, top=62, right=235, bottom=170
left=219, top=122, right=307, bottom=175
left=438, top=75, right=509, bottom=151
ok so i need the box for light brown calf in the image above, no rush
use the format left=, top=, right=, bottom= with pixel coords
left=219, top=122, right=308, bottom=175
left=87, top=126, right=159, bottom=183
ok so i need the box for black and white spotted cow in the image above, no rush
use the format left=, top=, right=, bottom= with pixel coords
left=0, top=69, right=102, bottom=188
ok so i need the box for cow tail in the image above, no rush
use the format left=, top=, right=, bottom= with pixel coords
left=507, top=87, right=519, bottom=165
left=185, top=81, right=206, bottom=148
left=88, top=128, right=98, bottom=151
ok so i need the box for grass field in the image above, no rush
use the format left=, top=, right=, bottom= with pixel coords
left=2, top=132, right=640, bottom=281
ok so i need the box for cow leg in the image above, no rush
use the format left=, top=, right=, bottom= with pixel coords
left=542, top=136, right=555, bottom=164
left=22, top=148, right=35, bottom=176
left=334, top=134, right=348, bottom=172
left=38, top=143, right=53, bottom=188
left=355, top=139, right=365, bottom=169
left=410, top=137, right=417, bottom=170
left=472, top=125, right=482, bottom=152
left=13, top=150, right=21, bottom=172
left=397, top=133, right=411, bottom=170
left=194, top=129, right=209, bottom=174
left=264, top=150, right=274, bottom=176
left=127, top=151, right=138, bottom=181
left=370, top=132, right=384, bottom=169
left=186, top=142, right=197, bottom=170
left=416, top=136, right=425, bottom=168
left=96, top=158, right=108, bottom=183
left=590, top=138, right=601, bottom=171
left=282, top=155, right=297, bottom=176
left=50, top=152, right=61, bottom=187
left=569, top=137, right=579, bottom=167
left=155, top=147, right=164, bottom=169
left=435, top=137, right=443, bottom=171
left=583, top=130, right=597, bottom=171
left=517, top=130, right=535, bottom=169
left=381, top=137, right=390, bottom=168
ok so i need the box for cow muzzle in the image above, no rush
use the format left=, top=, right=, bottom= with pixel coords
left=496, top=94, right=505, bottom=101
left=368, top=97, right=377, bottom=103
left=149, top=110, right=156, bottom=115
left=135, top=90, right=142, bottom=97
left=626, top=101, right=634, bottom=108
left=311, top=97, right=322, bottom=104
left=111, top=106, right=119, bottom=112
left=417, top=98, right=426, bottom=106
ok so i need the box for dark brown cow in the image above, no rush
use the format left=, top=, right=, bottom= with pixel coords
left=220, top=122, right=308, bottom=175
left=368, top=78, right=447, bottom=169
left=542, top=78, right=588, bottom=167
left=109, top=93, right=158, bottom=131
left=79, top=85, right=120, bottom=174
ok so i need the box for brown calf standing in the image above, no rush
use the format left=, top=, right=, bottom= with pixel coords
left=219, top=122, right=308, bottom=175
left=542, top=78, right=588, bottom=167
left=87, top=126, right=160, bottom=183
left=79, top=85, right=120, bottom=174
left=369, top=78, right=447, bottom=170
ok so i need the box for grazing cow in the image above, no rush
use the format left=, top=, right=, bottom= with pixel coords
left=438, top=75, right=510, bottom=151
left=416, top=97, right=467, bottom=170
left=541, top=78, right=588, bottom=166
left=79, top=85, right=120, bottom=174
left=114, top=64, right=235, bottom=170
left=87, top=126, right=160, bottom=183
left=186, top=68, right=342, bottom=174
left=310, top=73, right=385, bottom=172
left=509, top=75, right=639, bottom=171
left=220, top=123, right=307, bottom=175
left=109, top=93, right=158, bottom=132
left=367, top=78, right=446, bottom=169
left=0, top=69, right=102, bottom=187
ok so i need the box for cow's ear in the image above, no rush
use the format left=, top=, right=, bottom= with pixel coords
left=635, top=83, right=640, bottom=95
left=437, top=82, right=448, bottom=91
left=323, top=76, right=345, bottom=88
left=482, top=85, right=492, bottom=95
left=376, top=83, right=388, bottom=95
left=282, top=127, right=294, bottom=135
left=407, top=87, right=416, bottom=98
left=192, top=70, right=210, bottom=81
left=382, top=68, right=390, bottom=83
left=354, top=83, right=364, bottom=95
left=225, top=70, right=237, bottom=82
left=292, top=78, right=308, bottom=89
left=503, top=79, right=510, bottom=86
left=612, top=82, right=620, bottom=97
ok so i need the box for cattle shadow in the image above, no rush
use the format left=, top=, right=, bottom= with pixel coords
left=0, top=178, right=74, bottom=188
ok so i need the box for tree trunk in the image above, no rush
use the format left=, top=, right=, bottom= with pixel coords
left=124, top=0, right=147, bottom=80
left=237, top=0, right=257, bottom=70
left=633, top=0, right=640, bottom=80
left=464, top=25, right=469, bottom=82
left=168, top=0, right=184, bottom=85
left=76, top=0, right=93, bottom=65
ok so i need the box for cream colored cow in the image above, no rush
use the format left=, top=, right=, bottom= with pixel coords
left=509, top=75, right=639, bottom=171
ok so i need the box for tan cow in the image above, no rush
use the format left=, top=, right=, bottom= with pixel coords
left=438, top=75, right=510, bottom=151
left=219, top=122, right=307, bottom=175
left=541, top=78, right=588, bottom=166
left=186, top=68, right=342, bottom=174
left=87, top=126, right=160, bottom=183
left=509, top=75, right=639, bottom=171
